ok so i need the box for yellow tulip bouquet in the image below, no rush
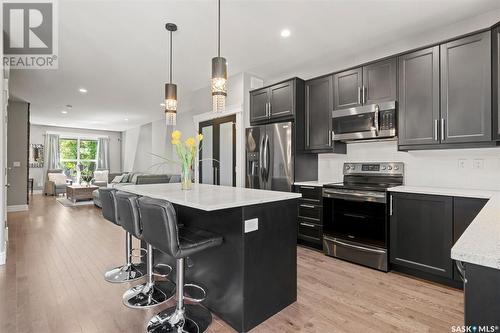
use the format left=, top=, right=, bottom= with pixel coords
left=171, top=130, right=203, bottom=190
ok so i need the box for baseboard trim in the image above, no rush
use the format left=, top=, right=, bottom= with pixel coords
left=7, top=204, right=28, bottom=212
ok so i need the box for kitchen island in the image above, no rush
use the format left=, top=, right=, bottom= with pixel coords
left=121, top=183, right=301, bottom=333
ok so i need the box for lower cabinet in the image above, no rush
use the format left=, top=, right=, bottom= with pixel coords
left=295, top=185, right=323, bottom=249
left=390, top=193, right=454, bottom=279
left=390, top=192, right=487, bottom=286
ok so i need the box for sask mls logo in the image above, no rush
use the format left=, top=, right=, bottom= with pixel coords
left=3, top=0, right=58, bottom=69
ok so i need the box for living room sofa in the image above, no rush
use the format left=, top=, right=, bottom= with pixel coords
left=92, top=172, right=181, bottom=207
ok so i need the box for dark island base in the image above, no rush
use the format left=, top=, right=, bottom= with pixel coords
left=142, top=198, right=298, bottom=333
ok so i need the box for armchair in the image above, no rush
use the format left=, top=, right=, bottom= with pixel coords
left=44, top=169, right=71, bottom=196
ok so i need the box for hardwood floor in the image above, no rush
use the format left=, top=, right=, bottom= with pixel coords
left=0, top=194, right=464, bottom=332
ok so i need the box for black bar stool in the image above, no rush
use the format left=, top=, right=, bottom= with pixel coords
left=99, top=188, right=143, bottom=283
left=138, top=197, right=223, bottom=333
left=117, top=191, right=176, bottom=309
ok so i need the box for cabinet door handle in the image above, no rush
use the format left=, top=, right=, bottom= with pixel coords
left=434, top=119, right=438, bottom=141
left=300, top=222, right=316, bottom=228
left=362, top=85, right=367, bottom=104
left=268, top=102, right=272, bottom=118
left=389, top=195, right=393, bottom=216
left=357, top=87, right=361, bottom=104
left=299, top=204, right=315, bottom=209
left=440, top=118, right=445, bottom=141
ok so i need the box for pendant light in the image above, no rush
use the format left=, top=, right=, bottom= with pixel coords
left=211, top=0, right=227, bottom=113
left=165, top=23, right=178, bottom=126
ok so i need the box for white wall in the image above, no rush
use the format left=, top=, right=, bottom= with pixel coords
left=0, top=1, right=6, bottom=265
left=318, top=141, right=500, bottom=190
left=29, top=124, right=122, bottom=189
left=122, top=72, right=264, bottom=182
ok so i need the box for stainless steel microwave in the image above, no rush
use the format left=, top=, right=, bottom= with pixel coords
left=331, top=101, right=397, bottom=142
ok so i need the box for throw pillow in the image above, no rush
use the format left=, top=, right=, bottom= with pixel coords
left=94, top=170, right=109, bottom=182
left=48, top=173, right=67, bottom=186
left=111, top=175, right=123, bottom=183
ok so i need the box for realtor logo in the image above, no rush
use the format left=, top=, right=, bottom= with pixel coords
left=3, top=0, right=58, bottom=69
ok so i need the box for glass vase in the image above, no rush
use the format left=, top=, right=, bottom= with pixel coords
left=181, top=165, right=193, bottom=191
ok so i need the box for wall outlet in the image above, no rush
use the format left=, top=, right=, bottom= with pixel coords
left=12, top=161, right=21, bottom=167
left=473, top=159, right=484, bottom=169
left=458, top=159, right=467, bottom=169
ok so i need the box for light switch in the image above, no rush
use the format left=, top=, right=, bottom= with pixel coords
left=13, top=161, right=21, bottom=167
left=458, top=159, right=467, bottom=169
left=244, top=218, right=259, bottom=233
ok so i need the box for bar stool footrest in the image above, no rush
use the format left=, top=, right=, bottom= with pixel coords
left=131, top=247, right=148, bottom=258
left=183, top=283, right=207, bottom=303
left=153, top=264, right=173, bottom=279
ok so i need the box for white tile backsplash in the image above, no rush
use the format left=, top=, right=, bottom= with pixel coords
left=319, top=141, right=500, bottom=190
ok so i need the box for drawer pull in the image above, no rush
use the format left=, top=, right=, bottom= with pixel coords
left=300, top=222, right=316, bottom=228
left=299, top=204, right=315, bottom=209
left=300, top=186, right=316, bottom=190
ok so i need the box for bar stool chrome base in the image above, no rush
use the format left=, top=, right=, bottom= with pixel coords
left=146, top=304, right=212, bottom=333
left=104, top=263, right=144, bottom=283
left=123, top=280, right=175, bottom=309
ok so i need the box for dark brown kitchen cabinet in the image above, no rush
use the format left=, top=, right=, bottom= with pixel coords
left=363, top=58, right=397, bottom=105
left=440, top=31, right=491, bottom=143
left=493, top=25, right=500, bottom=139
left=398, top=46, right=440, bottom=146
left=333, top=58, right=397, bottom=111
left=250, top=79, right=296, bottom=125
left=390, top=193, right=454, bottom=279
left=295, top=185, right=323, bottom=249
left=305, top=76, right=333, bottom=151
left=333, top=68, right=362, bottom=110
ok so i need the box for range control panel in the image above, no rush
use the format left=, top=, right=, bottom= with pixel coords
left=343, top=162, right=404, bottom=176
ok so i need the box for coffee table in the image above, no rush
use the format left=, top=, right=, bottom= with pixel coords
left=66, top=184, right=99, bottom=203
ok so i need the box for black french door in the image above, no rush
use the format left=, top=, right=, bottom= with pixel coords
left=198, top=115, right=236, bottom=186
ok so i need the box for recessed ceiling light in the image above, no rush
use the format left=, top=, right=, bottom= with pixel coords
left=124, top=118, right=129, bottom=121
left=280, top=29, right=291, bottom=38
left=160, top=103, right=166, bottom=107
left=79, top=88, right=88, bottom=94
left=61, top=110, right=68, bottom=114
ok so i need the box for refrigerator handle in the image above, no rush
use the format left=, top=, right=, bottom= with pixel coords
left=265, top=134, right=270, bottom=182
left=259, top=133, right=265, bottom=183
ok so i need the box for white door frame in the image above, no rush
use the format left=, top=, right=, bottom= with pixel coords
left=192, top=105, right=244, bottom=187
left=0, top=8, right=8, bottom=265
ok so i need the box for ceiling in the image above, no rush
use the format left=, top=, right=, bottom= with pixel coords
left=9, top=0, right=500, bottom=132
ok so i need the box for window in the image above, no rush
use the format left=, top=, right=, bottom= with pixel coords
left=59, top=137, right=98, bottom=180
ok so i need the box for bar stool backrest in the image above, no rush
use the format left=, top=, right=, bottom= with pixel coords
left=99, top=188, right=119, bottom=225
left=138, top=196, right=180, bottom=258
left=115, top=191, right=142, bottom=238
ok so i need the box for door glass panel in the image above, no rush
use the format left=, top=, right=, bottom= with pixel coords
left=200, top=126, right=213, bottom=184
left=219, top=121, right=233, bottom=186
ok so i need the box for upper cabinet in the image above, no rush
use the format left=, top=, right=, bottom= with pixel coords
left=440, top=31, right=491, bottom=143
left=493, top=26, right=500, bottom=139
left=250, top=79, right=295, bottom=124
left=333, top=58, right=397, bottom=111
left=398, top=46, right=440, bottom=146
left=398, top=30, right=494, bottom=150
left=363, top=59, right=398, bottom=105
left=333, top=68, right=362, bottom=110
left=305, top=76, right=333, bottom=151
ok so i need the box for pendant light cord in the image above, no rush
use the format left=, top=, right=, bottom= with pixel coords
left=169, top=30, right=173, bottom=83
left=217, top=0, right=220, bottom=57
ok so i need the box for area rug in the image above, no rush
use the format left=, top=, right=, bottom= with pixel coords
left=56, top=197, right=95, bottom=207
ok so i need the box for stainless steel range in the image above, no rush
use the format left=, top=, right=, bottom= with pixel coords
left=322, top=162, right=404, bottom=271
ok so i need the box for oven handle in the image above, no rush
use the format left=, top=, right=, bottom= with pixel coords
left=322, top=189, right=386, bottom=203
left=343, top=212, right=367, bottom=219
left=325, top=236, right=387, bottom=254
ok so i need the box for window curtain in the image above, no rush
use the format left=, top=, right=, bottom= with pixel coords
left=43, top=133, right=60, bottom=182
left=97, top=137, right=110, bottom=170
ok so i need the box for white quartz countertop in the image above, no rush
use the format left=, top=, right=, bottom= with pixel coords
left=388, top=185, right=497, bottom=199
left=388, top=185, right=500, bottom=270
left=120, top=183, right=301, bottom=211
left=294, top=180, right=341, bottom=187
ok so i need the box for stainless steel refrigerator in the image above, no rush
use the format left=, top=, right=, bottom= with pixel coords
left=246, top=121, right=317, bottom=192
